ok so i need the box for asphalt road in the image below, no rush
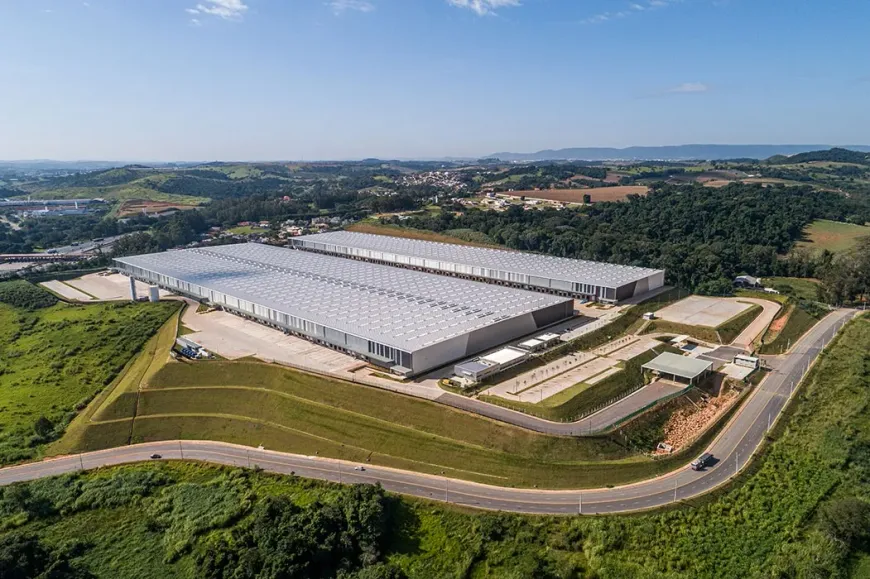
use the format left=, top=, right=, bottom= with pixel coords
left=0, top=309, right=854, bottom=514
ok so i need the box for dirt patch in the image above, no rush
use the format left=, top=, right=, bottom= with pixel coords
left=118, top=200, right=199, bottom=217
left=702, top=180, right=733, bottom=188
left=503, top=186, right=648, bottom=203
left=655, top=389, right=739, bottom=453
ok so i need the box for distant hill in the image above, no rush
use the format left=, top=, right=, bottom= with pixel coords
left=488, top=144, right=870, bottom=162
left=767, top=147, right=870, bottom=166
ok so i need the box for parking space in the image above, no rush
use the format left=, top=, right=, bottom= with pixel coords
left=656, top=296, right=751, bottom=327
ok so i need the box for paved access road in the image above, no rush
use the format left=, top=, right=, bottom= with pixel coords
left=0, top=310, right=854, bottom=515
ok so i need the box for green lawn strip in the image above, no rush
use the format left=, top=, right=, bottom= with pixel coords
left=0, top=300, right=179, bottom=464
left=642, top=319, right=720, bottom=343
left=145, top=361, right=630, bottom=463
left=716, top=303, right=763, bottom=344
left=130, top=387, right=654, bottom=488
left=763, top=277, right=821, bottom=301
left=132, top=412, right=510, bottom=483
left=125, top=410, right=702, bottom=490
left=758, top=304, right=823, bottom=354
left=537, top=367, right=620, bottom=409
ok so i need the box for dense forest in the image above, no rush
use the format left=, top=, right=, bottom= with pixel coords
left=396, top=183, right=870, bottom=297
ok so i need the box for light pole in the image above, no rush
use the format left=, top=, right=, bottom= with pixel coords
left=578, top=492, right=582, bottom=515
left=179, top=442, right=184, bottom=460
left=79, top=453, right=84, bottom=471
left=735, top=452, right=739, bottom=477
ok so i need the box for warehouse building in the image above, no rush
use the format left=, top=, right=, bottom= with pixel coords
left=291, top=231, right=665, bottom=303
left=113, top=243, right=574, bottom=377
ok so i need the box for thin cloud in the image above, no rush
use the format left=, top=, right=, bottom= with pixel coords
left=666, top=82, right=710, bottom=93
left=447, top=0, right=521, bottom=16
left=328, top=0, right=375, bottom=15
left=581, top=0, right=682, bottom=24
left=186, top=0, right=248, bottom=21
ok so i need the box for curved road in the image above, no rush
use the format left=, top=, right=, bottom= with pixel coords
left=0, top=309, right=855, bottom=515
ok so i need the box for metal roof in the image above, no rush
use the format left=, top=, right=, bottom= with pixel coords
left=642, top=352, right=713, bottom=380
left=295, top=231, right=663, bottom=289
left=115, top=243, right=571, bottom=353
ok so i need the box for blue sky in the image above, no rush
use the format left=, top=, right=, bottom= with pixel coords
left=1, top=0, right=868, bottom=160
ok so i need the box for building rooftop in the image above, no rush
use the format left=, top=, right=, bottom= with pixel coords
left=642, top=352, right=713, bottom=380
left=295, top=230, right=663, bottom=289
left=115, top=243, right=570, bottom=353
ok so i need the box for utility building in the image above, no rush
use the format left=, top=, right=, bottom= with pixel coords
left=113, top=243, right=573, bottom=377
left=291, top=231, right=665, bottom=303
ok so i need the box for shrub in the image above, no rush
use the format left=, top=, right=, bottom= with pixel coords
left=0, top=281, right=57, bottom=310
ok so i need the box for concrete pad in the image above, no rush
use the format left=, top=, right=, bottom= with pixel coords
left=67, top=273, right=171, bottom=301
left=40, top=280, right=95, bottom=302
left=481, top=351, right=596, bottom=400
left=720, top=363, right=755, bottom=381
left=608, top=337, right=661, bottom=361
left=586, top=366, right=621, bottom=385
left=656, top=296, right=751, bottom=327
left=728, top=297, right=781, bottom=348
left=487, top=355, right=619, bottom=404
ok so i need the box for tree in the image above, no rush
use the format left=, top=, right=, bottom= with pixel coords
left=818, top=497, right=870, bottom=548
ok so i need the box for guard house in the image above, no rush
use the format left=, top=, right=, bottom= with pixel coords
left=642, top=352, right=713, bottom=385
left=733, top=354, right=760, bottom=369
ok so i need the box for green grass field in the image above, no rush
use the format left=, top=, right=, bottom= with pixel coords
left=762, top=277, right=821, bottom=301
left=4, top=315, right=868, bottom=579
left=57, top=348, right=731, bottom=489
left=225, top=225, right=261, bottom=235
left=797, top=219, right=870, bottom=253
left=0, top=297, right=179, bottom=464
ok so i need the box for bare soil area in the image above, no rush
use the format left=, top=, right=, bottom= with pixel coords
left=504, top=186, right=648, bottom=203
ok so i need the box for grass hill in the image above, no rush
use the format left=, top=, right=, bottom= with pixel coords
left=6, top=164, right=300, bottom=206
left=768, top=147, right=870, bottom=166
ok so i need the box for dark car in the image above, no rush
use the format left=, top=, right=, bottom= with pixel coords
left=690, top=452, right=713, bottom=471
left=150, top=453, right=162, bottom=459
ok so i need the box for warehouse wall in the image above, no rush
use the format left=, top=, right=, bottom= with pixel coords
left=291, top=239, right=663, bottom=303
left=410, top=300, right=573, bottom=374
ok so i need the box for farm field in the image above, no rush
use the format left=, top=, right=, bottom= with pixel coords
left=0, top=283, right=179, bottom=464
left=797, top=219, right=870, bottom=253
left=5, top=316, right=869, bottom=579
left=503, top=186, right=648, bottom=203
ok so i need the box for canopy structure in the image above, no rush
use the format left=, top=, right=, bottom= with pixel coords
left=642, top=352, right=713, bottom=384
